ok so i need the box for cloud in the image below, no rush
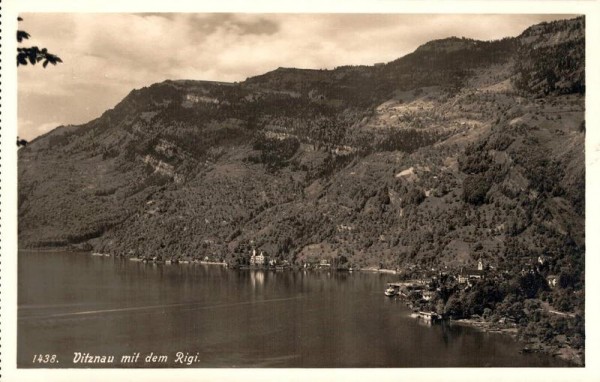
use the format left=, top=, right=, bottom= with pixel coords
left=18, top=13, right=577, bottom=140
left=35, top=122, right=63, bottom=136
left=18, top=118, right=62, bottom=141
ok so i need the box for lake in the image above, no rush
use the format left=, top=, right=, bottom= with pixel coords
left=18, top=251, right=567, bottom=367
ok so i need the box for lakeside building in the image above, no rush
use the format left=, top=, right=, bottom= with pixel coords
left=422, top=290, right=434, bottom=301
left=250, top=249, right=267, bottom=266
left=458, top=259, right=485, bottom=284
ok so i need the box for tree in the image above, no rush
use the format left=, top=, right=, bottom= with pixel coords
left=462, top=174, right=491, bottom=205
left=17, top=17, right=62, bottom=68
left=17, top=17, right=63, bottom=147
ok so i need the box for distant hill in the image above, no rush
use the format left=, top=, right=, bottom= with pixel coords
left=19, top=16, right=584, bottom=280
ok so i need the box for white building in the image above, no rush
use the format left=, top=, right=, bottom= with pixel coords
left=250, top=249, right=266, bottom=266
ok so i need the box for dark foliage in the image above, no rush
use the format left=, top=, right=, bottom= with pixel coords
left=462, top=174, right=491, bottom=205
left=459, top=144, right=492, bottom=174
left=249, top=135, right=300, bottom=170
left=376, top=129, right=444, bottom=153
left=17, top=18, right=62, bottom=68
left=402, top=187, right=426, bottom=206
left=514, top=17, right=585, bottom=96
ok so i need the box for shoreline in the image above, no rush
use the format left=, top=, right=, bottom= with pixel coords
left=19, top=249, right=397, bottom=273
left=450, top=318, right=519, bottom=339
left=19, top=247, right=88, bottom=253
left=450, top=318, right=583, bottom=366
left=198, top=261, right=228, bottom=266
left=360, top=267, right=398, bottom=274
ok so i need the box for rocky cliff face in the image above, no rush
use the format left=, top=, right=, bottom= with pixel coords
left=19, top=17, right=584, bottom=280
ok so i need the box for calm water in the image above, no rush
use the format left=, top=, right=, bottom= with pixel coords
left=18, top=251, right=567, bottom=368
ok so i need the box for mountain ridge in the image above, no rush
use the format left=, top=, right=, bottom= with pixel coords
left=19, top=16, right=584, bottom=259
left=18, top=16, right=586, bottom=362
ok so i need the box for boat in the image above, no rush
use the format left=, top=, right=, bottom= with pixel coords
left=384, top=283, right=400, bottom=297
left=417, top=311, right=441, bottom=323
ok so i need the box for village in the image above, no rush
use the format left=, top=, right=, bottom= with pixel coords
left=385, top=256, right=563, bottom=311
left=109, top=247, right=562, bottom=293
left=100, top=246, right=572, bottom=324
left=376, top=253, right=583, bottom=364
left=387, top=256, right=560, bottom=299
left=91, top=245, right=582, bottom=363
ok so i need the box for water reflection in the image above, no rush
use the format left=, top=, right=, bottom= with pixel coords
left=250, top=270, right=265, bottom=290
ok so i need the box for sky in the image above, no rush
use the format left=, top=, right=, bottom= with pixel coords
left=17, top=13, right=575, bottom=140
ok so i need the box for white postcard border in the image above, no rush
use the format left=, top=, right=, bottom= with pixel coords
left=1, top=1, right=599, bottom=381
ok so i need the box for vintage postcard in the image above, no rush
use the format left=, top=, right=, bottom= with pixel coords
left=1, top=0, right=599, bottom=381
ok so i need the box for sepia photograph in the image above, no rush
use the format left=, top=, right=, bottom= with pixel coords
left=2, top=1, right=598, bottom=380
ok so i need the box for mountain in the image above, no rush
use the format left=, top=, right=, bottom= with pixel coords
left=20, top=16, right=584, bottom=265
left=18, top=16, right=586, bottom=362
